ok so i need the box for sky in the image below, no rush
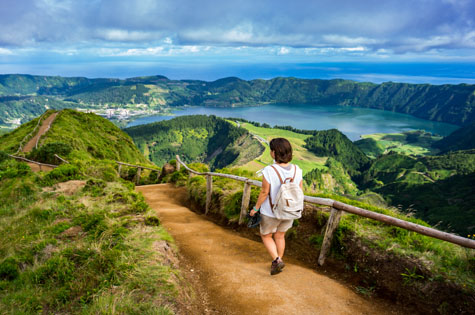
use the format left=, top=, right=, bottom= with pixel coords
left=0, top=0, right=474, bottom=83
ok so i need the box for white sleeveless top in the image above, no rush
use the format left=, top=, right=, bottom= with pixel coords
left=260, top=164, right=303, bottom=218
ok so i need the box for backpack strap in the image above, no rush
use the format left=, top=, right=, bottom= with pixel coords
left=291, top=164, right=297, bottom=182
left=268, top=183, right=274, bottom=211
left=270, top=165, right=284, bottom=184
left=267, top=165, right=296, bottom=211
left=268, top=165, right=283, bottom=212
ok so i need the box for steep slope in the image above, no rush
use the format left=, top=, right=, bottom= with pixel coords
left=0, top=109, right=149, bottom=165
left=432, top=121, right=475, bottom=153
left=360, top=150, right=475, bottom=235
left=124, top=115, right=264, bottom=169
left=0, top=116, right=190, bottom=313
left=303, top=158, right=359, bottom=195
left=0, top=95, right=74, bottom=126
left=304, top=129, right=369, bottom=175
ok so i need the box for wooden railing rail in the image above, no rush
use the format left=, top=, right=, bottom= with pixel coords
left=115, top=161, right=161, bottom=184
left=54, top=154, right=69, bottom=164
left=8, top=154, right=58, bottom=170
left=175, top=155, right=475, bottom=265
left=14, top=112, right=49, bottom=154
left=35, top=113, right=56, bottom=149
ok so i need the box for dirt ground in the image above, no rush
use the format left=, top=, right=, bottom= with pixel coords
left=137, top=184, right=402, bottom=315
left=22, top=112, right=58, bottom=153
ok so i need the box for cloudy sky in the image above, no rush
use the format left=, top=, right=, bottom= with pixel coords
left=0, top=0, right=474, bottom=83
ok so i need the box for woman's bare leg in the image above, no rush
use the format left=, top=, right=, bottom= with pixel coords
left=274, top=231, right=286, bottom=259
left=261, top=233, right=278, bottom=260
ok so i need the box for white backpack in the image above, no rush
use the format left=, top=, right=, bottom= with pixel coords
left=268, top=165, right=304, bottom=220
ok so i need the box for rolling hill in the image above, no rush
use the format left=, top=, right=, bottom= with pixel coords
left=124, top=115, right=264, bottom=169
left=1, top=74, right=474, bottom=127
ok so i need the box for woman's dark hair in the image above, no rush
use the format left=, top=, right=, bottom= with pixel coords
left=270, top=138, right=292, bottom=163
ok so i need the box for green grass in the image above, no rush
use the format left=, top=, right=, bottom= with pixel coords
left=360, top=131, right=442, bottom=157
left=234, top=122, right=327, bottom=174
left=0, top=110, right=54, bottom=154
left=0, top=156, right=183, bottom=313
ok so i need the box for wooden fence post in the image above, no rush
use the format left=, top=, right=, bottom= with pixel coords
left=239, top=181, right=252, bottom=224
left=318, top=207, right=343, bottom=266
left=136, top=167, right=142, bottom=185
left=118, top=164, right=122, bottom=176
left=176, top=158, right=180, bottom=171
left=205, top=175, right=212, bottom=215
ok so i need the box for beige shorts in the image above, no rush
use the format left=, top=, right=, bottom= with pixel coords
left=260, top=214, right=293, bottom=235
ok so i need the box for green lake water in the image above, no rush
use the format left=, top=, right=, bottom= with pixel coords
left=126, top=104, right=459, bottom=141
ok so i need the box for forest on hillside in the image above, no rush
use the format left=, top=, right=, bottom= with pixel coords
left=1, top=74, right=474, bottom=127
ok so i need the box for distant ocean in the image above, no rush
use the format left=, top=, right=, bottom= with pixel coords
left=2, top=62, right=474, bottom=85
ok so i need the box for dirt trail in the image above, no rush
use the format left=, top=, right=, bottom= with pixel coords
left=138, top=184, right=394, bottom=315
left=19, top=112, right=58, bottom=172
left=22, top=112, right=58, bottom=153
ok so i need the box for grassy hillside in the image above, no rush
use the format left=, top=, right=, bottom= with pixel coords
left=125, top=115, right=263, bottom=169
left=232, top=121, right=327, bottom=174
left=0, top=96, right=75, bottom=127
left=304, top=129, right=369, bottom=175
left=432, top=122, right=475, bottom=153
left=2, top=74, right=474, bottom=128
left=0, top=111, right=191, bottom=313
left=303, top=158, right=358, bottom=195
left=356, top=130, right=442, bottom=158
left=360, top=150, right=475, bottom=235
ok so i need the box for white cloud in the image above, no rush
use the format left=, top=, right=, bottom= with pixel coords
left=95, top=29, right=163, bottom=42
left=0, top=48, right=14, bottom=55
left=323, top=35, right=382, bottom=46
left=340, top=47, right=366, bottom=52
left=278, top=47, right=290, bottom=55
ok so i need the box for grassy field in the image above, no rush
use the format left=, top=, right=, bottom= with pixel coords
left=360, top=131, right=442, bottom=157
left=231, top=122, right=327, bottom=174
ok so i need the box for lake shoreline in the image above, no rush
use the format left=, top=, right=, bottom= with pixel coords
left=124, top=104, right=459, bottom=141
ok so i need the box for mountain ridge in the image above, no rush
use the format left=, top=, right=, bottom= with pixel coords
left=1, top=74, right=474, bottom=126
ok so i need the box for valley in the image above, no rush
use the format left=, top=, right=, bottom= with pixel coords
left=1, top=74, right=474, bottom=130
left=0, top=109, right=473, bottom=314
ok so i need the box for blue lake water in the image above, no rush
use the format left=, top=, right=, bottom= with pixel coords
left=126, top=104, right=459, bottom=141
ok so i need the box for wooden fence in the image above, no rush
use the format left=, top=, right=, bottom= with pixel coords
left=14, top=112, right=49, bottom=155
left=115, top=161, right=161, bottom=184
left=175, top=155, right=475, bottom=265
left=8, top=154, right=59, bottom=171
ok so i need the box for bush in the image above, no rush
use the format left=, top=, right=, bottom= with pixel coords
left=0, top=257, right=19, bottom=281
left=144, top=216, right=160, bottom=226
left=0, top=160, right=31, bottom=180
left=83, top=178, right=107, bottom=196
left=42, top=164, right=81, bottom=185
left=0, top=151, right=8, bottom=163
left=28, top=142, right=72, bottom=164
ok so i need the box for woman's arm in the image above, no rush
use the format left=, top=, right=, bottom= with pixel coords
left=250, top=176, right=270, bottom=216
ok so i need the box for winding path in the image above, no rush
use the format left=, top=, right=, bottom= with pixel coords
left=22, top=112, right=58, bottom=153
left=21, top=112, right=59, bottom=172
left=137, top=184, right=396, bottom=315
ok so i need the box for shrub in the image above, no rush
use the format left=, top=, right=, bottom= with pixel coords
left=144, top=216, right=160, bottom=226
left=0, top=159, right=31, bottom=180
left=42, top=164, right=81, bottom=185
left=0, top=257, right=19, bottom=281
left=0, top=151, right=8, bottom=163
left=83, top=178, right=107, bottom=197
left=28, top=142, right=72, bottom=164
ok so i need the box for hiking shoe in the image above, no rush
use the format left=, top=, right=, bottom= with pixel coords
left=270, top=258, right=285, bottom=275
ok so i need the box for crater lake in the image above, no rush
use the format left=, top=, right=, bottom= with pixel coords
left=126, top=104, right=459, bottom=141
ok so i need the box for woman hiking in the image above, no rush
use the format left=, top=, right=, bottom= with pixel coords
left=250, top=137, right=304, bottom=275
